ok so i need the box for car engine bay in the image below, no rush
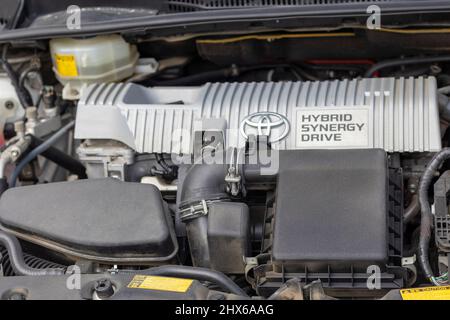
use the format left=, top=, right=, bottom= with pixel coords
left=2, top=4, right=450, bottom=300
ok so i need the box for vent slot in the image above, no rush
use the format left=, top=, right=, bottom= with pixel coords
left=165, top=0, right=393, bottom=12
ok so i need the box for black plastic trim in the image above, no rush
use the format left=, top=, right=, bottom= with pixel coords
left=1, top=1, right=450, bottom=42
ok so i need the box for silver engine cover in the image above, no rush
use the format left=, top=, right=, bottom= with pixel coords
left=75, top=77, right=441, bottom=154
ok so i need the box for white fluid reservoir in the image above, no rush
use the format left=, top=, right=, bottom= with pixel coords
left=50, top=35, right=138, bottom=98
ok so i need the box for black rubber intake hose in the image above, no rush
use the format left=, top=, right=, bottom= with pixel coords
left=179, top=163, right=229, bottom=208
left=126, top=265, right=248, bottom=297
left=418, top=148, right=450, bottom=284
left=0, top=230, right=65, bottom=276
left=364, top=55, right=450, bottom=77
left=179, top=162, right=229, bottom=268
left=28, top=135, right=87, bottom=179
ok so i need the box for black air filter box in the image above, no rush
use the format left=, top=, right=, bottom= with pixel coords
left=0, top=178, right=178, bottom=264
left=272, top=149, right=389, bottom=272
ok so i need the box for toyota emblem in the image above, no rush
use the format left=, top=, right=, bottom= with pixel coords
left=239, top=112, right=290, bottom=143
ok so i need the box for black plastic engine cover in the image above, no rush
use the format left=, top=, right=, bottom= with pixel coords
left=0, top=178, right=178, bottom=264
left=272, top=149, right=389, bottom=272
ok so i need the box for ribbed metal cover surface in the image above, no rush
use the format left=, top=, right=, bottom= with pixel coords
left=75, top=77, right=441, bottom=154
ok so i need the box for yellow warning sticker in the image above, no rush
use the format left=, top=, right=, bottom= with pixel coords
left=401, top=286, right=450, bottom=300
left=55, top=54, right=78, bottom=77
left=127, top=275, right=193, bottom=293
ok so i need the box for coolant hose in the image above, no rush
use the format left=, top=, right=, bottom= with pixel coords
left=404, top=195, right=420, bottom=224
left=130, top=265, right=248, bottom=297
left=364, top=55, right=450, bottom=77
left=9, top=120, right=75, bottom=187
left=418, top=148, right=450, bottom=285
left=0, top=229, right=65, bottom=276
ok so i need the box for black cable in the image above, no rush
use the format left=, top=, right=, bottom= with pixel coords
left=147, top=67, right=238, bottom=86
left=0, top=230, right=65, bottom=276
left=28, top=135, right=87, bottom=179
left=9, top=0, right=24, bottom=30
left=152, top=153, right=178, bottom=181
left=35, top=91, right=43, bottom=108
left=144, top=63, right=319, bottom=86
left=155, top=153, right=172, bottom=172
left=18, top=65, right=40, bottom=91
left=418, top=148, right=450, bottom=285
left=0, top=45, right=33, bottom=108
left=300, top=63, right=365, bottom=73
left=10, top=120, right=75, bottom=187
left=238, top=63, right=319, bottom=81
left=364, top=55, right=450, bottom=78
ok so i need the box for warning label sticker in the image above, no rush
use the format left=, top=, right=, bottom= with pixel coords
left=296, top=107, right=370, bottom=149
left=127, top=275, right=193, bottom=293
left=55, top=54, right=78, bottom=77
left=401, top=286, right=450, bottom=300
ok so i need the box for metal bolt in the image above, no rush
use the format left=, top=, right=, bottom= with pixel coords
left=10, top=149, right=20, bottom=158
left=94, top=278, right=114, bottom=299
left=4, top=100, right=14, bottom=110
